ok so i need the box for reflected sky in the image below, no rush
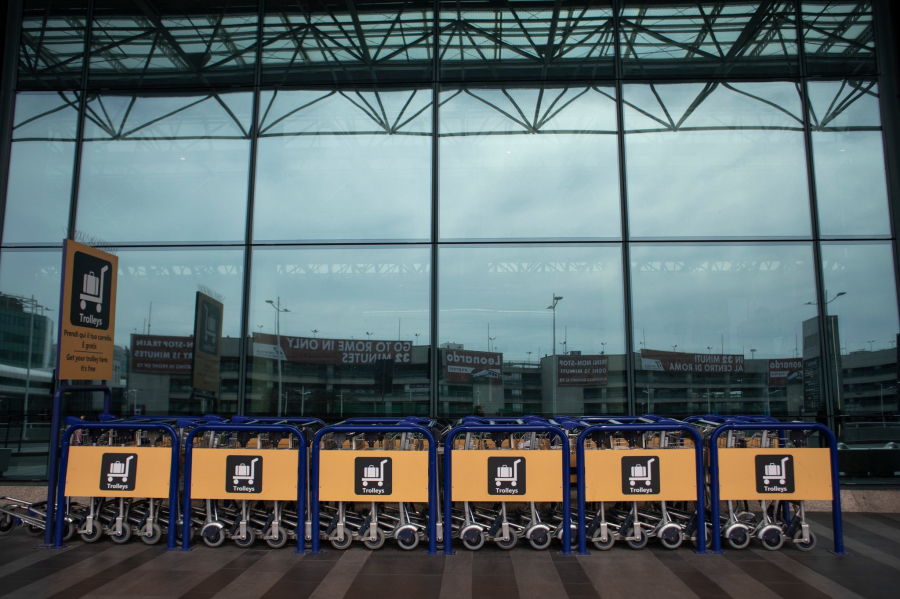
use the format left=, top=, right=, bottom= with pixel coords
left=254, top=89, right=432, bottom=242
left=248, top=246, right=431, bottom=344
left=822, top=242, right=900, bottom=353
left=112, top=247, right=245, bottom=348
left=631, top=243, right=820, bottom=359
left=2, top=92, right=78, bottom=245
left=439, top=244, right=626, bottom=361
left=440, top=86, right=620, bottom=240
left=625, top=82, right=812, bottom=239
left=75, top=92, right=252, bottom=244
left=808, top=80, right=889, bottom=237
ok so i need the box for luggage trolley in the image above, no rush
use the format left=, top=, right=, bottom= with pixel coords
left=443, top=420, right=573, bottom=554
left=575, top=418, right=707, bottom=554
left=310, top=420, right=440, bottom=553
left=51, top=417, right=181, bottom=549
left=708, top=421, right=846, bottom=554
left=180, top=422, right=308, bottom=552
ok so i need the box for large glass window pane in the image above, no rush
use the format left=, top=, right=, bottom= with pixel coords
left=246, top=246, right=431, bottom=418
left=630, top=243, right=819, bottom=419
left=254, top=88, right=432, bottom=242
left=115, top=248, right=245, bottom=416
left=76, top=91, right=252, bottom=244
left=88, top=1, right=259, bottom=88
left=802, top=2, right=876, bottom=76
left=439, top=1, right=615, bottom=82
left=624, top=82, right=811, bottom=239
left=620, top=2, right=799, bottom=78
left=439, top=244, right=627, bottom=418
left=2, top=92, right=78, bottom=245
left=0, top=248, right=62, bottom=480
left=440, top=84, right=620, bottom=241
left=18, top=0, right=88, bottom=90
left=261, top=0, right=433, bottom=85
left=821, top=242, right=900, bottom=480
left=809, top=80, right=889, bottom=237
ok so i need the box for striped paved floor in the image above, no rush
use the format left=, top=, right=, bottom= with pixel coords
left=0, top=512, right=897, bottom=599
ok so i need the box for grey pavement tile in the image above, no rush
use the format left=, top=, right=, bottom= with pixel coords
left=306, top=548, right=370, bottom=599
left=578, top=549, right=701, bottom=599
left=439, top=552, right=472, bottom=599
left=510, top=549, right=564, bottom=599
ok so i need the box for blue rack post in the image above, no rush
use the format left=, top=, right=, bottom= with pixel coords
left=574, top=423, right=707, bottom=555
left=43, top=384, right=112, bottom=547
left=442, top=424, right=572, bottom=555
left=707, top=422, right=846, bottom=555
left=52, top=419, right=181, bottom=550
left=310, top=423, right=440, bottom=555
left=179, top=423, right=308, bottom=553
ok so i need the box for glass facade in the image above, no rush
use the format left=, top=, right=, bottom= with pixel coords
left=1, top=0, right=897, bottom=482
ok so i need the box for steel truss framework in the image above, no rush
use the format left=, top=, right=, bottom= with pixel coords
left=16, top=1, right=877, bottom=89
left=0, top=0, right=894, bottom=422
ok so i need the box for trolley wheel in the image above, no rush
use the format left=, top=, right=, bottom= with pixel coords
left=462, top=530, right=485, bottom=551
left=266, top=528, right=288, bottom=549
left=626, top=529, right=648, bottom=550
left=141, top=523, right=163, bottom=545
left=63, top=522, right=77, bottom=542
left=397, top=533, right=420, bottom=551
left=202, top=527, right=226, bottom=548
left=234, top=527, right=256, bottom=548
left=659, top=527, right=684, bottom=550
left=363, top=527, right=386, bottom=550
left=176, top=525, right=195, bottom=544
left=25, top=524, right=43, bottom=536
left=759, top=528, right=784, bottom=551
left=792, top=530, right=817, bottom=552
left=592, top=533, right=615, bottom=551
left=80, top=523, right=103, bottom=543
left=692, top=524, right=713, bottom=550
left=330, top=532, right=353, bottom=550
left=111, top=524, right=132, bottom=544
left=0, top=509, right=16, bottom=535
left=528, top=532, right=552, bottom=551
left=495, top=533, right=517, bottom=550
left=726, top=527, right=751, bottom=550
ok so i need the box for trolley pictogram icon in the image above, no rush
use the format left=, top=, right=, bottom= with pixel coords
left=361, top=459, right=389, bottom=487
left=629, top=457, right=655, bottom=487
left=495, top=458, right=521, bottom=487
left=233, top=458, right=259, bottom=485
left=107, top=455, right=134, bottom=483
left=762, top=457, right=790, bottom=485
left=80, top=265, right=108, bottom=312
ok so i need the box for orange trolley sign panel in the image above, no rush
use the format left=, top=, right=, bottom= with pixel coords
left=319, top=452, right=428, bottom=502
left=718, top=448, right=832, bottom=500
left=190, top=449, right=299, bottom=501
left=584, top=449, right=697, bottom=502
left=65, top=447, right=171, bottom=498
left=452, top=450, right=562, bottom=502
left=57, top=239, right=119, bottom=381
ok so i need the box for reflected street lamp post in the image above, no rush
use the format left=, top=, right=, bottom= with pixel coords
left=880, top=383, right=896, bottom=425
left=17, top=295, right=51, bottom=441
left=266, top=298, right=290, bottom=417
left=547, top=294, right=563, bottom=414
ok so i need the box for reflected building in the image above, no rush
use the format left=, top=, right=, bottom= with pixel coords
left=0, top=0, right=898, bottom=483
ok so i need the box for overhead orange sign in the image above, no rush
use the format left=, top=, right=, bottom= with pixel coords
left=57, top=240, right=118, bottom=380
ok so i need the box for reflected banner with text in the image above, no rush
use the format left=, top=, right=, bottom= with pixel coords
left=443, top=349, right=503, bottom=384
left=130, top=335, right=193, bottom=375
left=557, top=355, right=608, bottom=386
left=768, top=359, right=803, bottom=386
left=253, top=333, right=412, bottom=365
left=640, top=349, right=745, bottom=373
